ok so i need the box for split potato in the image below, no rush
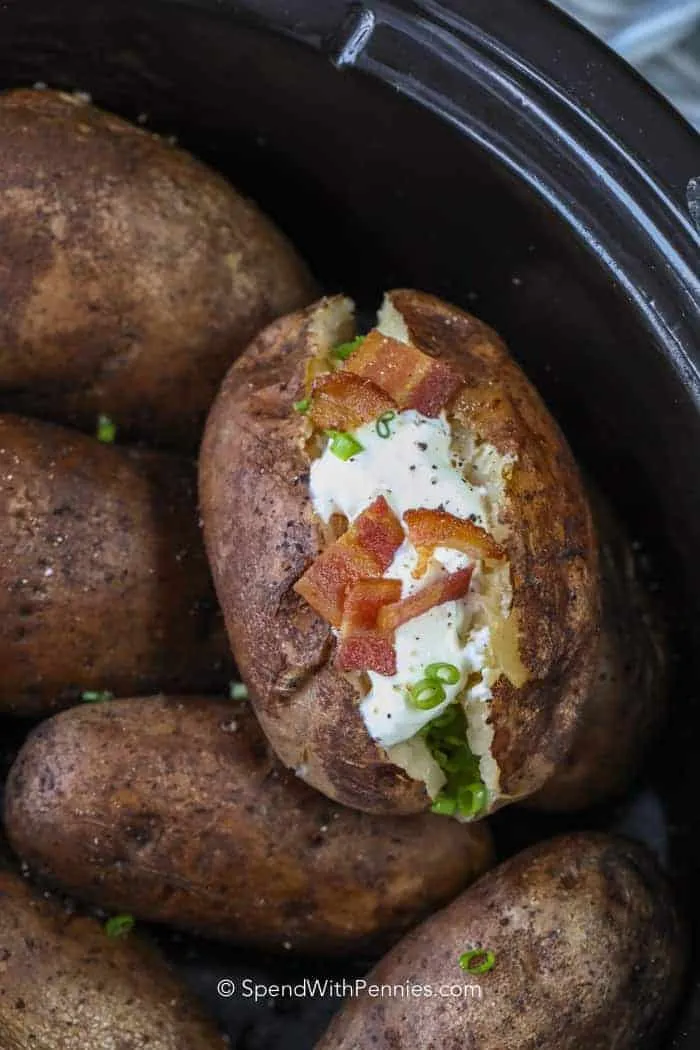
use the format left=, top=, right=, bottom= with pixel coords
left=0, top=865, right=225, bottom=1049
left=316, top=833, right=687, bottom=1050
left=3, top=696, right=494, bottom=955
left=0, top=414, right=231, bottom=716
left=0, top=87, right=315, bottom=449
left=199, top=291, right=600, bottom=817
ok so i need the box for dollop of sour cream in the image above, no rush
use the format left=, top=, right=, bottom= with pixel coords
left=309, top=410, right=493, bottom=748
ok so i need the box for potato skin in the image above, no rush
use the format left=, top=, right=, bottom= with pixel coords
left=0, top=414, right=231, bottom=715
left=199, top=291, right=599, bottom=814
left=0, top=867, right=225, bottom=1050
left=316, top=833, right=687, bottom=1050
left=0, top=88, right=315, bottom=449
left=530, top=490, right=668, bottom=810
left=3, top=696, right=494, bottom=955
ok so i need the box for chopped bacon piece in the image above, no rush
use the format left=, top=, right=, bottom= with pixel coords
left=342, top=578, right=403, bottom=631
left=337, top=635, right=396, bottom=676
left=377, top=567, right=474, bottom=632
left=309, top=372, right=396, bottom=431
left=294, top=496, right=403, bottom=626
left=404, top=508, right=506, bottom=575
left=336, top=578, right=401, bottom=675
left=354, top=498, right=405, bottom=569
left=345, top=330, right=463, bottom=417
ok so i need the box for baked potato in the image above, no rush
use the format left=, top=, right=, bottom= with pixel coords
left=530, top=488, right=668, bottom=810
left=3, top=695, right=494, bottom=955
left=199, top=290, right=600, bottom=818
left=0, top=87, right=315, bottom=449
left=0, top=865, right=225, bottom=1049
left=315, top=832, right=687, bottom=1050
left=0, top=414, right=231, bottom=716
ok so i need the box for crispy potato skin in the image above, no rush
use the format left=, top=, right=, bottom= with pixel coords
left=4, top=696, right=494, bottom=955
left=530, top=490, right=668, bottom=810
left=0, top=415, right=231, bottom=715
left=0, top=88, right=315, bottom=449
left=316, top=833, right=687, bottom=1050
left=0, top=867, right=225, bottom=1050
left=199, top=291, right=599, bottom=814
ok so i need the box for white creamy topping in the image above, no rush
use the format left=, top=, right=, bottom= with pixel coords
left=309, top=410, right=494, bottom=748
left=310, top=410, right=485, bottom=525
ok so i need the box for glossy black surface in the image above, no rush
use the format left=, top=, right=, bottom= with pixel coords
left=0, top=1, right=698, bottom=1047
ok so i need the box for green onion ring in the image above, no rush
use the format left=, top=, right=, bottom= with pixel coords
left=375, top=411, right=397, bottom=439
left=407, top=679, right=446, bottom=710
left=459, top=948, right=495, bottom=974
left=425, top=662, right=460, bottom=685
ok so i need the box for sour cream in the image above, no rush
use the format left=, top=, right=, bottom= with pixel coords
left=310, top=410, right=485, bottom=525
left=309, top=410, right=493, bottom=748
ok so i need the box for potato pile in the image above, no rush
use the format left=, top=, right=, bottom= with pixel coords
left=0, top=88, right=685, bottom=1050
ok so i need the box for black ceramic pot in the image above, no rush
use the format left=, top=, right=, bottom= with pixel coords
left=0, top=1, right=698, bottom=1047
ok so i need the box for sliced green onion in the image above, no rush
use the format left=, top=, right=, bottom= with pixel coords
left=441, top=749, right=479, bottom=774
left=104, top=914, right=135, bottom=938
left=428, top=705, right=460, bottom=730
left=331, top=335, right=365, bottom=361
left=407, top=679, right=446, bottom=710
left=293, top=397, right=310, bottom=414
left=431, top=794, right=457, bottom=816
left=327, top=431, right=364, bottom=461
left=229, top=682, right=248, bottom=700
left=96, top=414, right=116, bottom=444
left=459, top=948, right=496, bottom=974
left=456, top=782, right=488, bottom=818
left=375, top=411, right=396, bottom=439
left=80, top=690, right=113, bottom=704
left=425, top=662, right=460, bottom=685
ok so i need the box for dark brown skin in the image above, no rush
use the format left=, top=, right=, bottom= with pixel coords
left=3, top=696, right=494, bottom=955
left=0, top=867, right=226, bottom=1050
left=0, top=415, right=231, bottom=715
left=0, top=88, right=316, bottom=450
left=199, top=291, right=600, bottom=815
left=315, top=833, right=687, bottom=1050
left=530, top=489, right=668, bottom=810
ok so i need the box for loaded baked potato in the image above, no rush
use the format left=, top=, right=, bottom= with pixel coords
left=0, top=88, right=315, bottom=449
left=4, top=696, right=493, bottom=954
left=0, top=865, right=225, bottom=1049
left=200, top=290, right=600, bottom=818
left=0, top=414, right=231, bottom=716
left=315, top=833, right=687, bottom=1050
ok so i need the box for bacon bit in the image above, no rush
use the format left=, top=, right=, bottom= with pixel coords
left=354, top=496, right=405, bottom=569
left=308, top=372, right=396, bottom=432
left=377, top=567, right=474, bottom=632
left=345, top=330, right=463, bottom=416
left=404, top=509, right=506, bottom=574
left=336, top=635, right=397, bottom=676
left=342, top=578, right=403, bottom=630
left=294, top=497, right=403, bottom=626
left=336, top=579, right=401, bottom=675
